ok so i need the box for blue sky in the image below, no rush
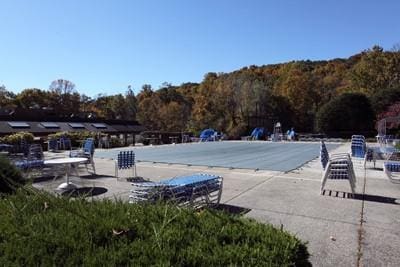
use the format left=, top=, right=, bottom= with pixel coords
left=0, top=0, right=399, bottom=97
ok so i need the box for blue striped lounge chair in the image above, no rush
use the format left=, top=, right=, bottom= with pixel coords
left=129, top=173, right=223, bottom=209
left=115, top=150, right=137, bottom=179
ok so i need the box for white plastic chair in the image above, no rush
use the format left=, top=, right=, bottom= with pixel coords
left=321, top=154, right=356, bottom=195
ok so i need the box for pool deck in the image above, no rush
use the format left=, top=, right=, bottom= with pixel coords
left=33, top=141, right=400, bottom=266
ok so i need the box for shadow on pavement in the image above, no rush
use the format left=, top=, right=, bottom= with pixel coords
left=211, top=203, right=251, bottom=215
left=61, top=187, right=108, bottom=197
left=322, top=190, right=399, bottom=205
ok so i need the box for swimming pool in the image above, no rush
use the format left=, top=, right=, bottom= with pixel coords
left=94, top=141, right=340, bottom=172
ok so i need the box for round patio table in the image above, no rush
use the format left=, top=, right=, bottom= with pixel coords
left=44, top=157, right=88, bottom=191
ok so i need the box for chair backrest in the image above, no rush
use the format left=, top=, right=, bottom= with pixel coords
left=48, top=139, right=58, bottom=151
left=59, top=137, right=71, bottom=150
left=28, top=144, right=43, bottom=160
left=320, top=141, right=329, bottom=169
left=117, top=151, right=135, bottom=169
left=83, top=138, right=95, bottom=156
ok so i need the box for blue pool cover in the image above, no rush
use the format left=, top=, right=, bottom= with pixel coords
left=95, top=141, right=340, bottom=172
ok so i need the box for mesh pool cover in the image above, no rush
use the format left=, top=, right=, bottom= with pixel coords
left=94, top=141, right=340, bottom=172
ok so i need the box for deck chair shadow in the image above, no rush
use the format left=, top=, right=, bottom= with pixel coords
left=69, top=138, right=96, bottom=174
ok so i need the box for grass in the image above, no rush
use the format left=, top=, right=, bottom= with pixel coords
left=0, top=188, right=310, bottom=266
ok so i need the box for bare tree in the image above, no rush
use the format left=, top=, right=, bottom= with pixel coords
left=49, top=79, right=76, bottom=94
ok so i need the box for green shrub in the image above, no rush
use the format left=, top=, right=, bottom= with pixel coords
left=48, top=131, right=97, bottom=147
left=0, top=132, right=34, bottom=145
left=0, top=191, right=310, bottom=266
left=0, top=156, right=25, bottom=194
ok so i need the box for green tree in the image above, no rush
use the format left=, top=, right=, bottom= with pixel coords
left=370, top=87, right=400, bottom=115
left=15, top=88, right=50, bottom=109
left=316, top=93, right=375, bottom=136
left=125, top=85, right=137, bottom=120
left=0, top=85, right=16, bottom=109
left=48, top=79, right=80, bottom=117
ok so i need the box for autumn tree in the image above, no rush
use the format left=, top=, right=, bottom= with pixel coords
left=350, top=46, right=400, bottom=96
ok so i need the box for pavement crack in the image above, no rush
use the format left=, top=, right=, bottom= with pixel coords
left=357, top=167, right=367, bottom=267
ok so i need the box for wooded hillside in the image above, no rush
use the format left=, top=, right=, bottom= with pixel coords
left=2, top=46, right=400, bottom=137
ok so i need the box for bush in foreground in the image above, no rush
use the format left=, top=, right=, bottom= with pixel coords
left=0, top=156, right=25, bottom=194
left=0, top=191, right=310, bottom=266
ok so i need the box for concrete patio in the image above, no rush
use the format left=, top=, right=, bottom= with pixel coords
left=33, top=142, right=400, bottom=266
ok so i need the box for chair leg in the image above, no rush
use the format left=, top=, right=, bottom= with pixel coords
left=91, top=160, right=96, bottom=174
left=320, top=164, right=330, bottom=194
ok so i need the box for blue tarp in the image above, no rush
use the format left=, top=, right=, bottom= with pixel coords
left=251, top=127, right=264, bottom=140
left=200, top=128, right=216, bottom=141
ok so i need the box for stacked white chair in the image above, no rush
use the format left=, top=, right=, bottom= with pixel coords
left=129, top=173, right=223, bottom=209
left=320, top=142, right=356, bottom=195
left=383, top=151, right=400, bottom=184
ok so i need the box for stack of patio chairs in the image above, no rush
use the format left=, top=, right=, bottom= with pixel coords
left=59, top=136, right=72, bottom=150
left=320, top=140, right=329, bottom=170
left=351, top=135, right=366, bottom=158
left=115, top=150, right=137, bottom=179
left=69, top=138, right=96, bottom=174
left=13, top=144, right=45, bottom=177
left=383, top=150, right=400, bottom=184
left=320, top=141, right=356, bottom=195
left=129, top=173, right=223, bottom=209
left=47, top=139, right=59, bottom=152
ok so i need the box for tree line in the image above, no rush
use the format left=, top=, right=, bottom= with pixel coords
left=1, top=45, right=400, bottom=138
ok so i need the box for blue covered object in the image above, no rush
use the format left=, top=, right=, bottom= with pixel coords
left=251, top=127, right=264, bottom=140
left=200, top=128, right=216, bottom=141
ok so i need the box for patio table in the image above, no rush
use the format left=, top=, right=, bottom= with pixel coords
left=44, top=157, right=88, bottom=191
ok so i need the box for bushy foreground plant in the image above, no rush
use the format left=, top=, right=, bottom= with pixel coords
left=0, top=191, right=310, bottom=266
left=0, top=156, right=24, bottom=194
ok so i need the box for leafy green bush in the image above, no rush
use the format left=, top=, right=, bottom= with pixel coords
left=0, top=156, right=25, bottom=194
left=48, top=131, right=97, bottom=147
left=0, top=132, right=34, bottom=145
left=316, top=93, right=375, bottom=137
left=0, top=191, right=310, bottom=266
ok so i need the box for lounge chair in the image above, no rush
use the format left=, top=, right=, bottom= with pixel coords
left=383, top=161, right=400, bottom=184
left=115, top=150, right=137, bottom=179
left=69, top=138, right=96, bottom=174
left=382, top=150, right=400, bottom=183
left=351, top=135, right=366, bottom=158
left=129, top=173, right=223, bottom=209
